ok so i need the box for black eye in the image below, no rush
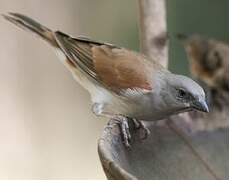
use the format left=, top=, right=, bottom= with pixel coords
left=177, top=89, right=187, bottom=98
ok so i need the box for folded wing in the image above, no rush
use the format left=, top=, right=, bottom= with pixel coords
left=54, top=31, right=153, bottom=94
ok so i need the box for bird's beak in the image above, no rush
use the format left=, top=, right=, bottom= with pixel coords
left=192, top=99, right=209, bottom=113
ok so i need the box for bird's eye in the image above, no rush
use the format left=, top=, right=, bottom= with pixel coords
left=177, top=89, right=187, bottom=98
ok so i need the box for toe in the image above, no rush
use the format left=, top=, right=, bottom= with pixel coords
left=141, top=127, right=150, bottom=140
left=119, top=117, right=132, bottom=147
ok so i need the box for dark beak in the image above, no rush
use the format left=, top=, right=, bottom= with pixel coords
left=192, top=100, right=209, bottom=113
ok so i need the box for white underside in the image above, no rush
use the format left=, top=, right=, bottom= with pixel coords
left=54, top=49, right=126, bottom=114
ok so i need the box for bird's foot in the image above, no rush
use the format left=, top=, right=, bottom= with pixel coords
left=107, top=116, right=150, bottom=148
left=133, top=119, right=150, bottom=140
left=108, top=115, right=132, bottom=148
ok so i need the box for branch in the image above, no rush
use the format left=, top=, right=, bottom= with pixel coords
left=138, top=0, right=168, bottom=67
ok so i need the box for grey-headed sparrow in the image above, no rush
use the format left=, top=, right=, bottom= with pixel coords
left=3, top=13, right=209, bottom=147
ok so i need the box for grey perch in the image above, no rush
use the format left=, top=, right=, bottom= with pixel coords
left=98, top=114, right=229, bottom=180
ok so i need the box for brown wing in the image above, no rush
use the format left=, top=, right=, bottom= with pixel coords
left=54, top=31, right=153, bottom=93
left=92, top=46, right=153, bottom=92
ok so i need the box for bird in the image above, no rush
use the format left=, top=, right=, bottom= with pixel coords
left=2, top=13, right=209, bottom=147
left=178, top=34, right=229, bottom=108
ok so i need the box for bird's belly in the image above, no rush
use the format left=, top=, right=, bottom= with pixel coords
left=100, top=95, right=164, bottom=121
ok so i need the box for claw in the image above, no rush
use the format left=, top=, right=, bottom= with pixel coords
left=133, top=119, right=150, bottom=140
left=109, top=116, right=151, bottom=148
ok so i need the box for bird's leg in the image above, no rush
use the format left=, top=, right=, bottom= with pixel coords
left=132, top=119, right=150, bottom=139
left=92, top=103, right=150, bottom=146
left=92, top=103, right=131, bottom=147
left=108, top=116, right=132, bottom=147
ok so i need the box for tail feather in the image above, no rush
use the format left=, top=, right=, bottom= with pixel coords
left=2, top=12, right=57, bottom=47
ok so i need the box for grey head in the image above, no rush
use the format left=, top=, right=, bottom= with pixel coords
left=160, top=73, right=209, bottom=113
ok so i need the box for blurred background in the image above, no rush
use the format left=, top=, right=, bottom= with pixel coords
left=0, top=0, right=229, bottom=180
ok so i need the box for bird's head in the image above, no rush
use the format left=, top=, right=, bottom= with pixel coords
left=160, top=73, right=209, bottom=113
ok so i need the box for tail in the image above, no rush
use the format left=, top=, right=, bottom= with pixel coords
left=2, top=12, right=58, bottom=47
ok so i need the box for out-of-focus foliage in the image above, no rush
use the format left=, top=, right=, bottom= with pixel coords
left=168, top=0, right=229, bottom=75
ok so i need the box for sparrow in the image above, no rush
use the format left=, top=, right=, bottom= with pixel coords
left=178, top=34, right=229, bottom=108
left=2, top=13, right=209, bottom=147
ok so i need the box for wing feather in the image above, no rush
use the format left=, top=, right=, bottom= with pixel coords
left=54, top=31, right=153, bottom=94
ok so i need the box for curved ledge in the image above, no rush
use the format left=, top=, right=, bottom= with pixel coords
left=98, top=115, right=229, bottom=180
